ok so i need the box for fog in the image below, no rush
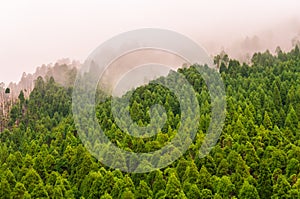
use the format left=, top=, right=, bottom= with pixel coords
left=1, top=0, right=300, bottom=85
left=204, top=17, right=300, bottom=62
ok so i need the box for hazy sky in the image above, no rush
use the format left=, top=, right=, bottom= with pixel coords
left=1, top=0, right=300, bottom=84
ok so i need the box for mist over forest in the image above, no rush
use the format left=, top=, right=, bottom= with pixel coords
left=1, top=1, right=300, bottom=198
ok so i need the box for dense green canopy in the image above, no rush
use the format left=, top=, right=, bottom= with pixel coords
left=0, top=46, right=300, bottom=198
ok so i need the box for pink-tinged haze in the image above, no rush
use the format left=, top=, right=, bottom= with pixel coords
left=1, top=0, right=300, bottom=85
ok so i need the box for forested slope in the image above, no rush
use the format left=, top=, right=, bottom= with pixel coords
left=0, top=47, right=300, bottom=198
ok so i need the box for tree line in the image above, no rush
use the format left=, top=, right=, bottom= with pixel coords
left=0, top=46, right=300, bottom=198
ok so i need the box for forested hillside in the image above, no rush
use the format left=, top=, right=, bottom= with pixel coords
left=0, top=60, right=78, bottom=133
left=0, top=47, right=300, bottom=198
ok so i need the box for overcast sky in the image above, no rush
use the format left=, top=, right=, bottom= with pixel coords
left=1, top=0, right=300, bottom=84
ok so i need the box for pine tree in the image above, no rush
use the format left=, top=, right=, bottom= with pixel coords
left=238, top=180, right=260, bottom=199
left=12, top=182, right=27, bottom=199
left=166, top=173, right=181, bottom=198
left=186, top=184, right=201, bottom=199
left=0, top=178, right=11, bottom=199
left=263, top=111, right=273, bottom=129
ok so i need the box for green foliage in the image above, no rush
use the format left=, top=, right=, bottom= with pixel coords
left=0, top=46, right=300, bottom=198
left=165, top=173, right=181, bottom=198
left=238, top=180, right=260, bottom=199
left=5, top=87, right=10, bottom=94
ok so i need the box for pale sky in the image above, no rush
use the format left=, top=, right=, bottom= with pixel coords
left=1, top=0, right=300, bottom=84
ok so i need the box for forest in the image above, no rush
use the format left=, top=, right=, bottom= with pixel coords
left=0, top=46, right=300, bottom=198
